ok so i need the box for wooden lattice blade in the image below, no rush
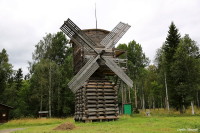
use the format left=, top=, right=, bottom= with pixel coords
left=68, top=56, right=100, bottom=93
left=103, top=57, right=133, bottom=88
left=100, top=22, right=131, bottom=49
left=60, top=18, right=97, bottom=53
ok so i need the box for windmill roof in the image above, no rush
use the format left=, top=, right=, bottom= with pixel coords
left=82, top=29, right=110, bottom=33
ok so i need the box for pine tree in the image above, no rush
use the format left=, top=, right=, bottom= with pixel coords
left=162, top=22, right=181, bottom=110
left=15, top=68, right=23, bottom=91
left=164, top=22, right=181, bottom=64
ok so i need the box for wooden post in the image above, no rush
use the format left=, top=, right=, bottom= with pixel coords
left=121, top=82, right=124, bottom=114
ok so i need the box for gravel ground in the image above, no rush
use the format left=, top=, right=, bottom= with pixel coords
left=0, top=128, right=25, bottom=133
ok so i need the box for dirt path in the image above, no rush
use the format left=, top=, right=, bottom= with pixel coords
left=0, top=128, right=25, bottom=133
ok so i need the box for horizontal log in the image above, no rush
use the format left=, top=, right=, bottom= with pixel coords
left=88, top=79, right=112, bottom=82
left=85, top=89, right=116, bottom=92
left=86, top=96, right=117, bottom=100
left=82, top=116, right=119, bottom=120
left=85, top=108, right=119, bottom=112
left=86, top=100, right=118, bottom=103
left=85, top=92, right=117, bottom=96
left=86, top=104, right=118, bottom=107
left=86, top=111, right=118, bottom=115
left=86, top=86, right=114, bottom=88
left=87, top=82, right=113, bottom=85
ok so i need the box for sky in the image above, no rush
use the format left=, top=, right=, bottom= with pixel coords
left=0, top=0, right=200, bottom=75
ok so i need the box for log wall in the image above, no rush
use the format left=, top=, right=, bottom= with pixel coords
left=74, top=79, right=119, bottom=122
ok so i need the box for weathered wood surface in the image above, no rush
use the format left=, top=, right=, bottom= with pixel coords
left=74, top=79, right=119, bottom=122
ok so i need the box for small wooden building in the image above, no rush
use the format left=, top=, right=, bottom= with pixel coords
left=0, top=103, right=13, bottom=123
left=38, top=111, right=49, bottom=118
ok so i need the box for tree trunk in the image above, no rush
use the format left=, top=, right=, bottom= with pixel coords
left=191, top=101, right=195, bottom=115
left=180, top=105, right=183, bottom=114
left=128, top=86, right=131, bottom=103
left=134, top=84, right=138, bottom=109
left=197, top=91, right=199, bottom=108
left=49, top=63, right=52, bottom=118
left=40, top=93, right=43, bottom=111
left=180, top=96, right=185, bottom=114
left=183, top=105, right=186, bottom=113
left=57, top=82, right=61, bottom=117
left=124, top=84, right=127, bottom=103
left=148, top=96, right=151, bottom=111
left=141, top=85, right=145, bottom=110
left=182, top=96, right=186, bottom=113
left=142, top=93, right=145, bottom=110
left=153, top=96, right=155, bottom=110
left=164, top=72, right=170, bottom=111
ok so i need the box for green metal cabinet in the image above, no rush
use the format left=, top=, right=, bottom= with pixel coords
left=123, top=104, right=132, bottom=115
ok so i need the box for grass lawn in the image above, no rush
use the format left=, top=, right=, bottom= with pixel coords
left=0, top=109, right=200, bottom=133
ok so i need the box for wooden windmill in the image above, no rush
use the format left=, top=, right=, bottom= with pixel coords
left=60, top=18, right=133, bottom=122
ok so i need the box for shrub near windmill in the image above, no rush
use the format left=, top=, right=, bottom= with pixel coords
left=60, top=19, right=133, bottom=122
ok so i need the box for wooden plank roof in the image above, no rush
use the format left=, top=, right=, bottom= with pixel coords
left=0, top=103, right=13, bottom=109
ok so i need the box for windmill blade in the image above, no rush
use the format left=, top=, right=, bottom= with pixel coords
left=100, top=22, right=131, bottom=49
left=103, top=57, right=133, bottom=88
left=68, top=56, right=100, bottom=93
left=68, top=56, right=96, bottom=86
left=60, top=18, right=98, bottom=53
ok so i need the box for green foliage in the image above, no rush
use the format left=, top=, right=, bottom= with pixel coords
left=117, top=43, right=128, bottom=59
left=127, top=40, right=149, bottom=81
left=161, top=22, right=181, bottom=109
left=117, top=41, right=149, bottom=109
left=144, top=65, right=163, bottom=109
left=156, top=22, right=200, bottom=113
left=2, top=68, right=33, bottom=118
left=0, top=49, right=13, bottom=101
left=171, top=34, right=200, bottom=111
left=0, top=31, right=73, bottom=118
left=15, top=68, right=23, bottom=91
left=33, top=32, right=69, bottom=64
left=30, top=31, right=74, bottom=117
